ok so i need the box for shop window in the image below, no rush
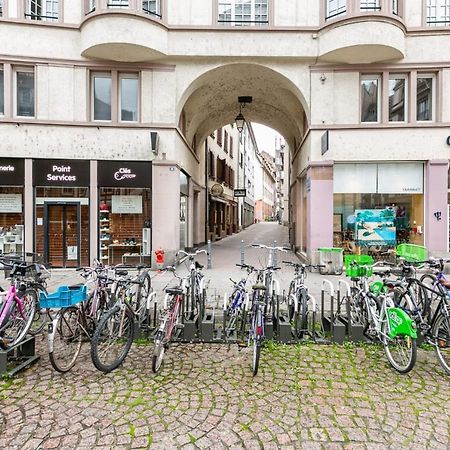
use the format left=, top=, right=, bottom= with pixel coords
left=361, top=76, right=380, bottom=123
left=417, top=75, right=434, bottom=121
left=99, top=188, right=151, bottom=265
left=427, top=0, right=450, bottom=26
left=0, top=187, right=24, bottom=256
left=218, top=0, right=269, bottom=26
left=25, top=0, right=59, bottom=21
left=389, top=75, right=407, bottom=122
left=15, top=68, right=35, bottom=118
left=91, top=71, right=140, bottom=122
left=0, top=67, right=4, bottom=115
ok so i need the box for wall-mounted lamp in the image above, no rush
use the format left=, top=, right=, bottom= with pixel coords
left=235, top=96, right=253, bottom=134
left=320, top=73, right=327, bottom=84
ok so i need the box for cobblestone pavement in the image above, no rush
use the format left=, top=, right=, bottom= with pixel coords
left=1, top=338, right=450, bottom=449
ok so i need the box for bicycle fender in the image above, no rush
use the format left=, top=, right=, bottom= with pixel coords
left=386, top=307, right=417, bottom=339
left=47, top=315, right=60, bottom=354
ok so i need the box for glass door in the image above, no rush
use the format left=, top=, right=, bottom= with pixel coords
left=44, top=203, right=80, bottom=267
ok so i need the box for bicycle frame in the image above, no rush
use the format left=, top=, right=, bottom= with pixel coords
left=0, top=283, right=26, bottom=331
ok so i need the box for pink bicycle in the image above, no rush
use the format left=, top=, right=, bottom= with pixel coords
left=0, top=259, right=38, bottom=350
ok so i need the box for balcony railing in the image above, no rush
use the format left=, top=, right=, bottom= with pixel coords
left=325, top=0, right=402, bottom=21
left=86, top=0, right=162, bottom=19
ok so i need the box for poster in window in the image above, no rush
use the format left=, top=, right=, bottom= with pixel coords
left=111, top=195, right=142, bottom=214
left=355, top=209, right=396, bottom=246
left=0, top=194, right=22, bottom=213
left=333, top=213, right=342, bottom=233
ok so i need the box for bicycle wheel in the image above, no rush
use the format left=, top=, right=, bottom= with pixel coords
left=151, top=330, right=165, bottom=373
left=298, top=291, right=309, bottom=337
left=0, top=289, right=37, bottom=349
left=48, top=307, right=82, bottom=373
left=432, top=313, right=450, bottom=375
left=252, top=336, right=261, bottom=376
left=382, top=313, right=417, bottom=374
left=91, top=306, right=135, bottom=373
left=29, top=287, right=49, bottom=335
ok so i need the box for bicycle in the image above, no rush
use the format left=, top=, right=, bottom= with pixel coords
left=346, top=257, right=417, bottom=373
left=0, top=258, right=41, bottom=350
left=152, top=266, right=189, bottom=373
left=91, top=265, right=156, bottom=373
left=47, top=266, right=113, bottom=373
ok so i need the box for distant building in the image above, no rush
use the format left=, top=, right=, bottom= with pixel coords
left=255, top=151, right=276, bottom=222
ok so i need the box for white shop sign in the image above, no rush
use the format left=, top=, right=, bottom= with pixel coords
left=111, top=195, right=142, bottom=214
left=0, top=194, right=22, bottom=213
left=377, top=163, right=423, bottom=194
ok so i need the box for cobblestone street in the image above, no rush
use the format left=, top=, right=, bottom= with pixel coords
left=1, top=338, right=449, bottom=449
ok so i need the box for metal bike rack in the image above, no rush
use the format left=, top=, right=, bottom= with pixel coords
left=0, top=335, right=40, bottom=377
left=334, top=280, right=354, bottom=342
left=276, top=290, right=292, bottom=343
left=321, top=279, right=345, bottom=344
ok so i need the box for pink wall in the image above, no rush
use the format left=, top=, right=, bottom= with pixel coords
left=425, top=159, right=449, bottom=252
left=307, top=163, right=333, bottom=261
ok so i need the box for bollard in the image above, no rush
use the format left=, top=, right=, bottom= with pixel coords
left=240, top=240, right=245, bottom=265
left=273, top=240, right=278, bottom=267
left=207, top=240, right=212, bottom=269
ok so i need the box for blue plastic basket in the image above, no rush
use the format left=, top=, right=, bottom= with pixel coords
left=40, top=285, right=87, bottom=309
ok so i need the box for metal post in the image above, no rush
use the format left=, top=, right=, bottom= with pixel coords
left=207, top=240, right=212, bottom=269
left=240, top=240, right=245, bottom=265
left=273, top=240, right=277, bottom=267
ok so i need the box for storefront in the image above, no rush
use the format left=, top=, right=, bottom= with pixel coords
left=0, top=159, right=25, bottom=256
left=333, top=163, right=424, bottom=256
left=97, top=161, right=152, bottom=265
left=34, top=160, right=90, bottom=268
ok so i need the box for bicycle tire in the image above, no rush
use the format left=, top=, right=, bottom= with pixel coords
left=152, top=331, right=165, bottom=373
left=298, top=291, right=309, bottom=337
left=381, top=309, right=417, bottom=374
left=432, top=313, right=450, bottom=375
left=29, top=286, right=49, bottom=335
left=252, top=338, right=261, bottom=376
left=0, top=289, right=37, bottom=350
left=90, top=306, right=135, bottom=373
left=48, top=307, right=82, bottom=373
left=419, top=274, right=439, bottom=319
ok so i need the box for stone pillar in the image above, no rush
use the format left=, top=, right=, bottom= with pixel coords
left=89, top=160, right=98, bottom=264
left=425, top=159, right=449, bottom=253
left=307, top=161, right=334, bottom=263
left=24, top=159, right=33, bottom=255
left=152, top=161, right=180, bottom=266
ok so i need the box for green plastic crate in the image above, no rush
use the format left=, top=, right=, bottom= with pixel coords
left=396, top=244, right=428, bottom=263
left=344, top=254, right=374, bottom=278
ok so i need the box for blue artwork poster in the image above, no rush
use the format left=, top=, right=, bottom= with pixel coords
left=355, top=209, right=396, bottom=246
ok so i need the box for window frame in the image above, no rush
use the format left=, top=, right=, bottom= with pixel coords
left=388, top=73, right=408, bottom=123
left=91, top=72, right=113, bottom=122
left=416, top=73, right=436, bottom=122
left=325, top=0, right=347, bottom=21
left=118, top=73, right=139, bottom=123
left=218, top=0, right=270, bottom=27
left=426, top=0, right=450, bottom=27
left=25, top=0, right=61, bottom=22
left=14, top=67, right=35, bottom=119
left=360, top=74, right=381, bottom=124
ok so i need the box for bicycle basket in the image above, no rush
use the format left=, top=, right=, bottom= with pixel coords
left=40, top=284, right=87, bottom=309
left=396, top=244, right=427, bottom=264
left=344, top=254, right=374, bottom=278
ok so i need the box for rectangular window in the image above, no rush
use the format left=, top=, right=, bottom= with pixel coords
left=427, top=0, right=450, bottom=26
left=108, top=0, right=129, bottom=8
left=26, top=0, right=59, bottom=21
left=0, top=0, right=3, bottom=17
left=217, top=127, right=223, bottom=146
left=93, top=74, right=112, bottom=121
left=0, top=69, right=3, bottom=115
left=361, top=76, right=380, bottom=122
left=218, top=0, right=269, bottom=26
left=86, top=0, right=96, bottom=14
left=142, top=0, right=161, bottom=18
left=389, top=75, right=407, bottom=122
left=417, top=76, right=434, bottom=121
left=392, top=0, right=399, bottom=15
left=230, top=137, right=234, bottom=158
left=16, top=70, right=35, bottom=117
left=224, top=130, right=228, bottom=153
left=326, top=0, right=346, bottom=20
left=120, top=74, right=138, bottom=122
left=360, top=0, right=380, bottom=11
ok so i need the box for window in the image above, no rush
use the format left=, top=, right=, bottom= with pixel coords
left=361, top=76, right=380, bottom=123
left=224, top=130, right=228, bottom=153
left=26, top=0, right=59, bottom=21
left=0, top=0, right=3, bottom=17
left=92, top=72, right=140, bottom=122
left=392, top=0, right=399, bottom=15
left=427, top=0, right=450, bottom=26
left=92, top=73, right=112, bottom=121
left=218, top=0, right=269, bottom=26
left=230, top=137, right=234, bottom=158
left=217, top=127, right=223, bottom=147
left=142, top=0, right=161, bottom=18
left=86, top=0, right=96, bottom=13
left=15, top=69, right=35, bottom=117
left=119, top=74, right=138, bottom=122
left=0, top=68, right=3, bottom=115
left=108, top=0, right=129, bottom=8
left=360, top=0, right=380, bottom=11
left=326, top=0, right=346, bottom=20
left=417, top=76, right=434, bottom=121
left=389, top=75, right=407, bottom=122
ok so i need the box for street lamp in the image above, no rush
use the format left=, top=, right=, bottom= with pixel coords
left=235, top=96, right=252, bottom=135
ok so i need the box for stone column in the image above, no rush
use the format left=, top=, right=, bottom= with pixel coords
left=89, top=160, right=98, bottom=264
left=152, top=161, right=180, bottom=266
left=24, top=159, right=33, bottom=255
left=307, top=161, right=334, bottom=263
left=425, top=159, right=449, bottom=253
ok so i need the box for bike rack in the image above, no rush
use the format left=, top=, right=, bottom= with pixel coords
left=321, top=279, right=345, bottom=344
left=0, top=335, right=40, bottom=377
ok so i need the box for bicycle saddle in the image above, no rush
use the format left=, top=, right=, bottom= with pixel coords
left=252, top=284, right=266, bottom=291
left=116, top=270, right=128, bottom=277
left=384, top=280, right=403, bottom=288
left=195, top=261, right=203, bottom=269
left=165, top=287, right=183, bottom=295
